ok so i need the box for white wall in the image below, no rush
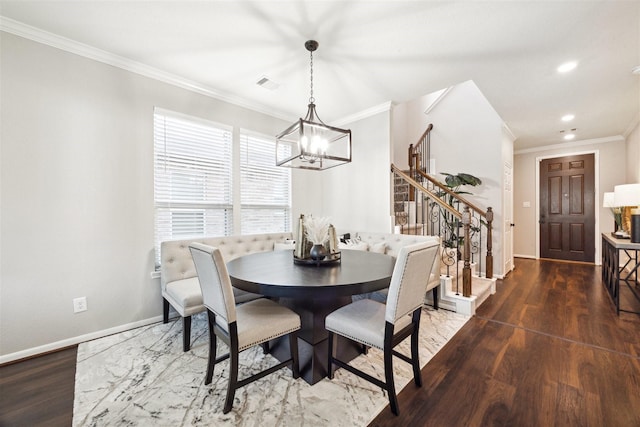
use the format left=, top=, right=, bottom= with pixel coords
left=513, top=138, right=626, bottom=259
left=0, top=33, right=292, bottom=359
left=292, top=109, right=392, bottom=234
left=626, top=121, right=640, bottom=183
left=393, top=80, right=508, bottom=277
left=390, top=102, right=407, bottom=167
left=324, top=111, right=392, bottom=233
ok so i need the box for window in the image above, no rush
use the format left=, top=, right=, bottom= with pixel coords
left=240, top=131, right=291, bottom=234
left=153, top=109, right=233, bottom=265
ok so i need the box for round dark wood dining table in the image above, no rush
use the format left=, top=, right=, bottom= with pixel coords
left=226, top=249, right=395, bottom=384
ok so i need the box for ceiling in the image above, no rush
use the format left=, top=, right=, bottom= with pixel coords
left=1, top=1, right=638, bottom=151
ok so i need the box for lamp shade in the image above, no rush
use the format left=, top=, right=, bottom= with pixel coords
left=603, top=192, right=616, bottom=208
left=614, top=183, right=640, bottom=207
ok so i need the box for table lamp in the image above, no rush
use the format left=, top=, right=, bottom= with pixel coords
left=614, top=183, right=640, bottom=243
left=603, top=192, right=623, bottom=234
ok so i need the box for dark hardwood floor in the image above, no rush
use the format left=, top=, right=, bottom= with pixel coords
left=1, top=258, right=638, bottom=426
left=0, top=346, right=77, bottom=427
left=371, top=258, right=640, bottom=426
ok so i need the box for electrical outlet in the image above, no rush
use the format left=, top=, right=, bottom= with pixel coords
left=73, top=297, right=87, bottom=313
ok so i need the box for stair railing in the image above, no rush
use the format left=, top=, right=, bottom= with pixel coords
left=407, top=124, right=433, bottom=200
left=417, top=169, right=494, bottom=277
left=391, top=164, right=494, bottom=297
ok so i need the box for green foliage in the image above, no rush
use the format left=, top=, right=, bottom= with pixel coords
left=434, top=172, right=482, bottom=249
left=434, top=172, right=482, bottom=207
left=441, top=172, right=482, bottom=193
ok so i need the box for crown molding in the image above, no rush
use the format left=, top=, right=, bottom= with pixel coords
left=622, top=113, right=640, bottom=138
left=0, top=16, right=292, bottom=122
left=515, top=135, right=625, bottom=155
left=1, top=17, right=402, bottom=130
left=332, top=101, right=394, bottom=127
left=423, top=86, right=453, bottom=115
left=502, top=123, right=517, bottom=141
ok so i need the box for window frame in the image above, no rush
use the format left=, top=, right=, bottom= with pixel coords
left=239, top=128, right=292, bottom=235
left=153, top=108, right=234, bottom=266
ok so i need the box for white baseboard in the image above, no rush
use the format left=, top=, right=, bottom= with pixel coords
left=514, top=254, right=536, bottom=259
left=0, top=315, right=165, bottom=365
left=513, top=254, right=601, bottom=266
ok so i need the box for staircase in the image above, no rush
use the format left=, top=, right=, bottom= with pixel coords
left=426, top=254, right=496, bottom=316
left=393, top=175, right=411, bottom=231
left=393, top=175, right=427, bottom=235
left=392, top=124, right=496, bottom=315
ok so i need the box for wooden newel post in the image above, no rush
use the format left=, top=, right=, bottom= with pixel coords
left=485, top=207, right=494, bottom=279
left=462, top=206, right=472, bottom=297
left=407, top=144, right=416, bottom=202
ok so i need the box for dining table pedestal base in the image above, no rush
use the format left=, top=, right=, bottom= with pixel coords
left=268, top=296, right=364, bottom=385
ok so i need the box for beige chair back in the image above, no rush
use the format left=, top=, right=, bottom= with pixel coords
left=385, top=241, right=440, bottom=325
left=189, top=243, right=237, bottom=327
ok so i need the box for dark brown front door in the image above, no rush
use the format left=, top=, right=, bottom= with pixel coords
left=540, top=154, right=595, bottom=262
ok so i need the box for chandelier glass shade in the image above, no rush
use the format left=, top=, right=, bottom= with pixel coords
left=276, top=40, right=352, bottom=171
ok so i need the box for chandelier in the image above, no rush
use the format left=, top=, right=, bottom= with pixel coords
left=276, top=40, right=352, bottom=170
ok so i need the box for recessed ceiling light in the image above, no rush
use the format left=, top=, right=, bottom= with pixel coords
left=563, top=133, right=575, bottom=140
left=557, top=61, right=577, bottom=73
left=561, top=114, right=575, bottom=122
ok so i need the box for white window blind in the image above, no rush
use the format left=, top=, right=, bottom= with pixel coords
left=240, top=131, right=291, bottom=234
left=154, top=109, right=233, bottom=265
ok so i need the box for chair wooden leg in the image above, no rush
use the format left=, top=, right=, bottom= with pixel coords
left=205, top=311, right=217, bottom=385
left=384, top=345, right=399, bottom=415
left=432, top=287, right=439, bottom=310
left=289, top=333, right=300, bottom=379
left=411, top=309, right=423, bottom=387
left=162, top=298, right=170, bottom=324
left=223, top=345, right=239, bottom=414
left=411, top=325, right=422, bottom=387
left=182, top=316, right=191, bottom=352
left=327, top=331, right=335, bottom=380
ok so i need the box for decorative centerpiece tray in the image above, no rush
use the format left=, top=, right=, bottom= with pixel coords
left=293, top=251, right=341, bottom=266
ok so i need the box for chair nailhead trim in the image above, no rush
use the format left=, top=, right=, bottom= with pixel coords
left=239, top=326, right=301, bottom=352
left=326, top=329, right=382, bottom=350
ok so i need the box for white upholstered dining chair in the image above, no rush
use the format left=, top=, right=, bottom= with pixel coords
left=189, top=242, right=301, bottom=414
left=325, top=240, right=440, bottom=416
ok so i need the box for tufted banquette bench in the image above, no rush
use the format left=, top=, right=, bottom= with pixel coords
left=160, top=232, right=293, bottom=351
left=160, top=230, right=442, bottom=352
left=345, top=232, right=443, bottom=306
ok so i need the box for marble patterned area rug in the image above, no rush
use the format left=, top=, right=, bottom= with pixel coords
left=73, top=306, right=468, bottom=426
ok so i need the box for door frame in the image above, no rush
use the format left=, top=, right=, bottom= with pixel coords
left=535, top=149, right=601, bottom=265
left=504, top=160, right=514, bottom=275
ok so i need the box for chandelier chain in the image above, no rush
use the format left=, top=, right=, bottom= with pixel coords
left=274, top=40, right=351, bottom=170
left=309, top=50, right=315, bottom=104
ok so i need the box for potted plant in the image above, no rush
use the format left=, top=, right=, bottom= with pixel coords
left=304, top=216, right=331, bottom=260
left=433, top=172, right=483, bottom=253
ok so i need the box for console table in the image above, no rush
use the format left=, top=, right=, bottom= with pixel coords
left=601, top=233, right=640, bottom=315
